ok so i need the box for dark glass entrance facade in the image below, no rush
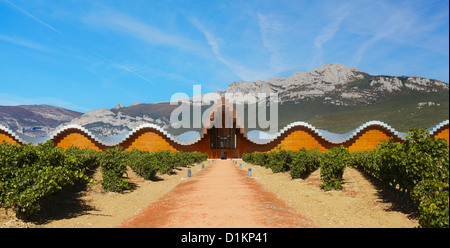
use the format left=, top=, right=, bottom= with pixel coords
left=210, top=127, right=237, bottom=149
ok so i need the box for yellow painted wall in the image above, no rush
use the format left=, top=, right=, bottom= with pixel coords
left=55, top=133, right=101, bottom=151
left=0, top=133, right=17, bottom=145
left=348, top=129, right=390, bottom=152
left=270, top=130, right=328, bottom=152
left=126, top=132, right=178, bottom=152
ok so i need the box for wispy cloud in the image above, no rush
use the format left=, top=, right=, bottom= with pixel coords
left=310, top=5, right=350, bottom=68
left=351, top=12, right=407, bottom=65
left=348, top=1, right=448, bottom=66
left=189, top=18, right=226, bottom=65
left=93, top=52, right=154, bottom=85
left=3, top=0, right=65, bottom=36
left=190, top=16, right=278, bottom=81
left=0, top=35, right=55, bottom=52
left=82, top=8, right=196, bottom=52
left=257, top=13, right=285, bottom=74
left=190, top=17, right=246, bottom=79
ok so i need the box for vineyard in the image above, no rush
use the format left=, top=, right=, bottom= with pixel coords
left=0, top=128, right=448, bottom=228
left=242, top=129, right=449, bottom=228
left=0, top=141, right=207, bottom=219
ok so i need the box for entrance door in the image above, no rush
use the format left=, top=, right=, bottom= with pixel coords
left=221, top=152, right=227, bottom=159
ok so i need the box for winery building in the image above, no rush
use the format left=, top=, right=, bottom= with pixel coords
left=1, top=99, right=449, bottom=158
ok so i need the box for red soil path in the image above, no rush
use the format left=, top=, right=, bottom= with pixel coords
left=118, top=160, right=313, bottom=228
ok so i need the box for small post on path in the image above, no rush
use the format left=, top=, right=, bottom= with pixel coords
left=248, top=168, right=252, bottom=177
left=202, top=163, right=204, bottom=169
left=239, top=163, right=242, bottom=169
left=188, top=168, right=191, bottom=178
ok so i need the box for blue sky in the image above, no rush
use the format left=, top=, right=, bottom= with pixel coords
left=0, top=0, right=448, bottom=112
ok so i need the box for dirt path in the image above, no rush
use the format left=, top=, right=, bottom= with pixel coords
left=118, top=160, right=313, bottom=228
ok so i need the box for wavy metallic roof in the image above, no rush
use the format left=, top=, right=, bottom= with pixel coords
left=1, top=120, right=448, bottom=147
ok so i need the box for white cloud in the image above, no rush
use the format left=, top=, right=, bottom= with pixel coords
left=189, top=17, right=261, bottom=80
left=257, top=13, right=285, bottom=74
left=348, top=1, right=449, bottom=65
left=310, top=5, right=350, bottom=68
left=82, top=8, right=197, bottom=52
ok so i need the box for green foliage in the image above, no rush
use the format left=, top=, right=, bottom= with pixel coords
left=0, top=140, right=207, bottom=219
left=289, top=148, right=322, bottom=179
left=412, top=180, right=449, bottom=228
left=242, top=152, right=268, bottom=167
left=374, top=129, right=449, bottom=192
left=266, top=148, right=294, bottom=173
left=350, top=128, right=449, bottom=228
left=401, top=129, right=449, bottom=191
left=243, top=127, right=449, bottom=227
left=349, top=149, right=381, bottom=179
left=320, top=146, right=350, bottom=191
left=377, top=138, right=404, bottom=189
left=126, top=149, right=159, bottom=180
left=99, top=147, right=130, bottom=193
left=126, top=149, right=207, bottom=180
left=0, top=141, right=94, bottom=218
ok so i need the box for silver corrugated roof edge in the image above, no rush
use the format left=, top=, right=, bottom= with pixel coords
left=1, top=120, right=448, bottom=147
left=0, top=124, right=26, bottom=144
left=242, top=120, right=426, bottom=145
left=428, top=120, right=449, bottom=135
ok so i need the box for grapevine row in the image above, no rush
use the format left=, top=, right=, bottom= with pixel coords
left=242, top=128, right=449, bottom=228
left=0, top=141, right=207, bottom=219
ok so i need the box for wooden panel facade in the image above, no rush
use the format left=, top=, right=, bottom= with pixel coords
left=54, top=132, right=101, bottom=151
left=124, top=132, right=178, bottom=152
left=0, top=132, right=18, bottom=145
left=432, top=127, right=449, bottom=145
left=269, top=130, right=328, bottom=152
left=347, top=129, right=390, bottom=152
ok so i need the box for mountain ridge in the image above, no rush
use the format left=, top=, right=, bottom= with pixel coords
left=218, top=63, right=448, bottom=105
left=1, top=63, right=448, bottom=137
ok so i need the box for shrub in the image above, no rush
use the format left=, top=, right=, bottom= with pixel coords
left=412, top=180, right=449, bottom=228
left=289, top=148, right=322, bottom=179
left=320, top=146, right=350, bottom=191
left=155, top=150, right=177, bottom=174
left=126, top=149, right=159, bottom=180
left=126, top=149, right=207, bottom=180
left=377, top=129, right=449, bottom=192
left=0, top=141, right=91, bottom=218
left=99, top=147, right=130, bottom=193
left=400, top=129, right=449, bottom=192
left=266, top=149, right=294, bottom=173
left=349, top=150, right=381, bottom=179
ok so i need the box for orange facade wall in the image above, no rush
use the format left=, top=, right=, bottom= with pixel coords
left=433, top=128, right=449, bottom=145
left=269, top=130, right=328, bottom=152
left=0, top=133, right=17, bottom=145
left=55, top=133, right=101, bottom=151
left=125, top=132, right=178, bottom=152
left=348, top=129, right=390, bottom=152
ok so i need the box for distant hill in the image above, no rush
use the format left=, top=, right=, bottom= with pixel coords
left=1, top=63, right=448, bottom=137
left=0, top=105, right=82, bottom=136
left=276, top=90, right=449, bottom=133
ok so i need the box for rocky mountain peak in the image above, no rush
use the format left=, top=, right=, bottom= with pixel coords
left=223, top=64, right=447, bottom=105
left=113, top=104, right=125, bottom=110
